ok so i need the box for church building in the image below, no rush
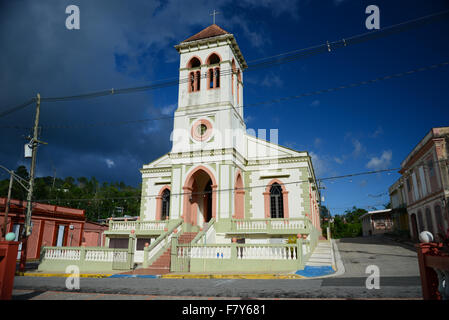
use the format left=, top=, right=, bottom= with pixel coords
left=126, top=24, right=323, bottom=272
left=38, top=24, right=323, bottom=274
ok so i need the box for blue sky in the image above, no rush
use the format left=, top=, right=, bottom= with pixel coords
left=0, top=0, right=448, bottom=215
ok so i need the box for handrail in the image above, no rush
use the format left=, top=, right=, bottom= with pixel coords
left=192, top=218, right=216, bottom=244
left=143, top=218, right=183, bottom=265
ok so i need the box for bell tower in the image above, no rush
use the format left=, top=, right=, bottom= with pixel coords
left=171, top=24, right=248, bottom=156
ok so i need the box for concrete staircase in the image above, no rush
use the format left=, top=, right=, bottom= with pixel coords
left=305, top=240, right=334, bottom=267
left=121, top=231, right=198, bottom=275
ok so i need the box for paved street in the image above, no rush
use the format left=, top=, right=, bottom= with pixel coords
left=12, top=235, right=423, bottom=300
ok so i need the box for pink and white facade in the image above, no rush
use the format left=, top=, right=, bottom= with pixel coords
left=389, top=127, right=449, bottom=241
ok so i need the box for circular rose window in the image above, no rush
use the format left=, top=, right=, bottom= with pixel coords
left=191, top=119, right=213, bottom=141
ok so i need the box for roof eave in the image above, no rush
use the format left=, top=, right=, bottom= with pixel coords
left=175, top=34, right=248, bottom=70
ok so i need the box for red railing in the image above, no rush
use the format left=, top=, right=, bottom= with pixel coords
left=0, top=241, right=20, bottom=300
left=416, top=243, right=449, bottom=300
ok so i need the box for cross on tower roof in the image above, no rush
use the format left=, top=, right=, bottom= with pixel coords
left=210, top=10, right=219, bottom=24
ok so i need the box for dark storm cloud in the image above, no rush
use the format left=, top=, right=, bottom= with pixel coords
left=0, top=0, right=299, bottom=186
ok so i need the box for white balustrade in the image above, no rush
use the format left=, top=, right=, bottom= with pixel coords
left=112, top=251, right=128, bottom=263
left=85, top=250, right=115, bottom=262
left=233, top=219, right=307, bottom=232
left=184, top=245, right=231, bottom=259
left=236, top=245, right=297, bottom=260
left=111, top=220, right=168, bottom=232
left=45, top=248, right=81, bottom=261
left=140, top=221, right=167, bottom=231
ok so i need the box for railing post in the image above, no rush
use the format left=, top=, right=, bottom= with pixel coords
left=297, top=238, right=303, bottom=268
left=142, top=246, right=149, bottom=268
left=79, top=246, right=86, bottom=270
left=128, top=233, right=135, bottom=270
left=170, top=234, right=179, bottom=272
left=231, top=242, right=237, bottom=261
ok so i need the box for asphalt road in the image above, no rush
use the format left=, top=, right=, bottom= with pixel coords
left=12, top=235, right=423, bottom=299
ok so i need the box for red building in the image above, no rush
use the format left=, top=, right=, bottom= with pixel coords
left=0, top=198, right=108, bottom=260
left=83, top=221, right=108, bottom=247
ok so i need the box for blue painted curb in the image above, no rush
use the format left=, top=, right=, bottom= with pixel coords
left=108, top=274, right=159, bottom=278
left=295, top=265, right=335, bottom=277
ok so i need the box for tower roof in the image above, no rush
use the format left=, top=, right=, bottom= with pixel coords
left=182, top=24, right=230, bottom=43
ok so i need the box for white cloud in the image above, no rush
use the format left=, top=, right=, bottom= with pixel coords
left=334, top=156, right=344, bottom=164
left=161, top=103, right=177, bottom=116
left=366, top=150, right=393, bottom=170
left=309, top=151, right=327, bottom=177
left=105, top=158, right=115, bottom=168
left=314, top=137, right=322, bottom=148
left=351, top=139, right=365, bottom=157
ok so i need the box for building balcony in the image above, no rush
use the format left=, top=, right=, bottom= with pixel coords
left=228, top=218, right=311, bottom=235
left=105, top=220, right=169, bottom=236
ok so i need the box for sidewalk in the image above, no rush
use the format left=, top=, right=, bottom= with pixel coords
left=295, top=240, right=338, bottom=278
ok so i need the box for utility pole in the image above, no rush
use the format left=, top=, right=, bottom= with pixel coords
left=18, top=93, right=46, bottom=273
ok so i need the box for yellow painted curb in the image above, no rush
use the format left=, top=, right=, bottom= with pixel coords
left=18, top=272, right=112, bottom=278
left=161, top=274, right=304, bottom=280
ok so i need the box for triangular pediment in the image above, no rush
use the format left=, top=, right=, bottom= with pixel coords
left=142, top=153, right=171, bottom=169
left=246, top=134, right=306, bottom=160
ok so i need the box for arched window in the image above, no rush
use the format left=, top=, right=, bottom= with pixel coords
left=270, top=183, right=284, bottom=218
left=187, top=57, right=201, bottom=93
left=215, top=67, right=220, bottom=88
left=237, top=70, right=241, bottom=105
left=207, top=53, right=220, bottom=65
left=189, top=72, right=195, bottom=92
left=161, top=189, right=170, bottom=220
left=231, top=60, right=236, bottom=97
left=187, top=57, right=201, bottom=69
left=207, top=53, right=221, bottom=89
left=425, top=207, right=434, bottom=233
left=195, top=71, right=201, bottom=91
left=434, top=205, right=443, bottom=233
left=417, top=210, right=424, bottom=233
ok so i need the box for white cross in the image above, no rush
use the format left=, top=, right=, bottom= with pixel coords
left=210, top=10, right=219, bottom=24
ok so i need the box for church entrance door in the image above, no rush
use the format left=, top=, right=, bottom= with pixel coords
left=183, top=166, right=217, bottom=228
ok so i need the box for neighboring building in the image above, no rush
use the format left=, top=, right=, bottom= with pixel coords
left=101, top=24, right=322, bottom=272
left=361, top=209, right=394, bottom=236
left=388, top=178, right=409, bottom=235
left=0, top=198, right=108, bottom=259
left=82, top=221, right=108, bottom=247
left=389, top=127, right=449, bottom=241
left=0, top=198, right=85, bottom=260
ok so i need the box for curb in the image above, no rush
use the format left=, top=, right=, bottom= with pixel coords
left=161, top=274, right=305, bottom=279
left=17, top=272, right=113, bottom=278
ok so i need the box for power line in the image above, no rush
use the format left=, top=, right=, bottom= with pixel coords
left=2, top=59, right=447, bottom=130
left=25, top=166, right=402, bottom=203
left=1, top=9, right=448, bottom=118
